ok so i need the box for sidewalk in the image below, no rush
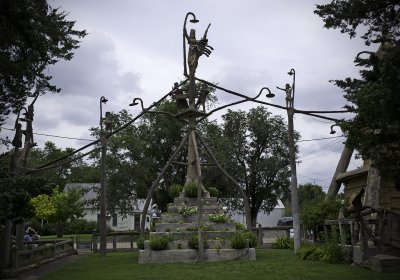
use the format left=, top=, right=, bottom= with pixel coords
left=5, top=253, right=89, bottom=280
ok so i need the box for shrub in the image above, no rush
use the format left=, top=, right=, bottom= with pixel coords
left=231, top=232, right=247, bottom=249
left=178, top=203, right=198, bottom=216
left=235, top=223, right=246, bottom=231
left=207, top=187, right=219, bottom=197
left=137, top=237, right=147, bottom=250
left=208, top=213, right=228, bottom=223
left=186, top=223, right=198, bottom=231
left=272, top=235, right=293, bottom=249
left=149, top=235, right=173, bottom=251
left=184, top=181, right=198, bottom=197
left=297, top=242, right=344, bottom=263
left=242, top=231, right=258, bottom=248
left=168, top=184, right=183, bottom=199
left=188, top=234, right=209, bottom=249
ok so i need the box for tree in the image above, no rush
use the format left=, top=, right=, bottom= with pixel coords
left=298, top=183, right=326, bottom=212
left=30, top=187, right=85, bottom=237
left=27, top=141, right=98, bottom=190
left=203, top=107, right=296, bottom=227
left=0, top=0, right=86, bottom=124
left=315, top=1, right=400, bottom=180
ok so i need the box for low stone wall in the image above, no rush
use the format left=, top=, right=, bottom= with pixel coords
left=139, top=247, right=256, bottom=264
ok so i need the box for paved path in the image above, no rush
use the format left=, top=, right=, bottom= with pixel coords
left=5, top=254, right=88, bottom=280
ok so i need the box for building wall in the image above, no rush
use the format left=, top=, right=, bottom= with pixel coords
left=230, top=207, right=285, bottom=227
left=380, top=178, right=400, bottom=214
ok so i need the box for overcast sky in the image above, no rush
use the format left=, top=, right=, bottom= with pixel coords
left=2, top=0, right=377, bottom=192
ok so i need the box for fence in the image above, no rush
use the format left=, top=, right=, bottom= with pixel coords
left=92, top=231, right=141, bottom=252
left=252, top=226, right=292, bottom=247
left=11, top=239, right=74, bottom=270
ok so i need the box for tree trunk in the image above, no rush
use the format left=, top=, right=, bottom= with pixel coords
left=326, top=145, right=354, bottom=200
left=0, top=220, right=12, bottom=268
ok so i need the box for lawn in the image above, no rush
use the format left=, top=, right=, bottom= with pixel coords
left=39, top=249, right=400, bottom=280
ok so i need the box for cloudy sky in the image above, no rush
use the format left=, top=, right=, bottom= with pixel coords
left=2, top=0, right=376, bottom=192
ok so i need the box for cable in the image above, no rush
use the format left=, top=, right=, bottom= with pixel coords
left=0, top=126, right=94, bottom=141
left=297, top=135, right=344, bottom=142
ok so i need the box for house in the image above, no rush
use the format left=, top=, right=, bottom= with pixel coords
left=226, top=199, right=286, bottom=227
left=65, top=183, right=155, bottom=232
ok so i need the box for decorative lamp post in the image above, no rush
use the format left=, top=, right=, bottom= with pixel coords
left=269, top=68, right=301, bottom=253
left=99, top=95, right=108, bottom=256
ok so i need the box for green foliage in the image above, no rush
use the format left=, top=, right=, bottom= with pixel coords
left=315, top=1, right=400, bottom=178
left=188, top=235, right=209, bottom=249
left=298, top=184, right=326, bottom=212
left=186, top=223, right=198, bottom=231
left=297, top=243, right=344, bottom=264
left=272, top=235, right=293, bottom=249
left=208, top=213, right=228, bottom=223
left=184, top=181, right=198, bottom=197
left=149, top=235, right=173, bottom=251
left=242, top=231, right=258, bottom=248
left=207, top=187, right=219, bottom=197
left=0, top=0, right=87, bottom=124
left=301, top=199, right=341, bottom=238
left=178, top=204, right=198, bottom=216
left=137, top=237, right=147, bottom=250
left=30, top=187, right=86, bottom=237
left=168, top=184, right=183, bottom=199
left=235, top=223, right=246, bottom=231
left=231, top=232, right=247, bottom=249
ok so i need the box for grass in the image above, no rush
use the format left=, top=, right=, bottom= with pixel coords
left=39, top=249, right=400, bottom=280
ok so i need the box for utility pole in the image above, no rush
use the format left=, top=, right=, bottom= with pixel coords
left=99, top=96, right=108, bottom=256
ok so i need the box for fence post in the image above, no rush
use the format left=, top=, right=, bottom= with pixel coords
left=257, top=225, right=263, bottom=247
left=130, top=234, right=134, bottom=250
left=112, top=236, right=117, bottom=251
left=92, top=234, right=98, bottom=253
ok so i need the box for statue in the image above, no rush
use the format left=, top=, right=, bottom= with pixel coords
left=184, top=24, right=213, bottom=77
left=12, top=122, right=23, bottom=148
left=277, top=83, right=293, bottom=108
left=104, top=111, right=113, bottom=132
left=195, top=84, right=210, bottom=112
left=20, top=104, right=36, bottom=147
left=171, top=82, right=188, bottom=109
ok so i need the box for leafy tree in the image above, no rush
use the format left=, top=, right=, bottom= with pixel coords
left=315, top=1, right=400, bottom=180
left=0, top=0, right=86, bottom=124
left=203, top=107, right=297, bottom=227
left=298, top=183, right=326, bottom=212
left=27, top=141, right=98, bottom=190
left=30, top=187, right=85, bottom=237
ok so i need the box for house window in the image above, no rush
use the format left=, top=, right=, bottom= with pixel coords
left=97, top=214, right=101, bottom=223
left=146, top=216, right=150, bottom=222
left=112, top=214, right=118, bottom=227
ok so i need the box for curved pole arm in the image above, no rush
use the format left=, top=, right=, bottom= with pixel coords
left=183, top=12, right=197, bottom=77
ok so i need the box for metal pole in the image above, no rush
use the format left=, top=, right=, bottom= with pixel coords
left=99, top=131, right=107, bottom=256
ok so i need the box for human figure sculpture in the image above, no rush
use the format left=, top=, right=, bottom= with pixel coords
left=171, top=82, right=188, bottom=109
left=12, top=122, right=23, bottom=148
left=20, top=104, right=36, bottom=147
left=277, top=83, right=293, bottom=108
left=104, top=111, right=113, bottom=132
left=195, top=84, right=210, bottom=112
left=184, top=24, right=213, bottom=77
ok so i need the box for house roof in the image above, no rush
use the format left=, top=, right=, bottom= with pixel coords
left=64, top=183, right=155, bottom=212
left=335, top=165, right=370, bottom=183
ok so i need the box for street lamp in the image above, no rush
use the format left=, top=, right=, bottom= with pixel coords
left=267, top=68, right=301, bottom=252
left=100, top=96, right=108, bottom=131
left=99, top=95, right=108, bottom=257
left=183, top=12, right=198, bottom=77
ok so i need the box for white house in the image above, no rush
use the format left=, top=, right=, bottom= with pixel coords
left=65, top=183, right=154, bottom=231
left=228, top=199, right=286, bottom=227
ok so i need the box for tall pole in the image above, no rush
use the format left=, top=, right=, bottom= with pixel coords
left=99, top=96, right=108, bottom=256
left=287, top=68, right=301, bottom=253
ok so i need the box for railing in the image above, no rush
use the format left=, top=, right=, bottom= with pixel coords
left=252, top=226, right=292, bottom=247
left=11, top=239, right=74, bottom=270
left=92, top=231, right=141, bottom=252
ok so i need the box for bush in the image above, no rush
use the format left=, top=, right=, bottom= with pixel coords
left=231, top=232, right=247, bottom=249
left=188, top=234, right=209, bottom=249
left=297, top=242, right=344, bottom=263
left=184, top=181, right=198, bottom=197
left=149, top=235, right=173, bottom=251
left=168, top=184, right=183, bottom=199
left=272, top=235, right=293, bottom=249
left=208, top=213, right=228, bottom=223
left=242, top=231, right=258, bottom=248
left=137, top=237, right=147, bottom=250
left=235, top=223, right=246, bottom=231
left=207, top=187, right=219, bottom=197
